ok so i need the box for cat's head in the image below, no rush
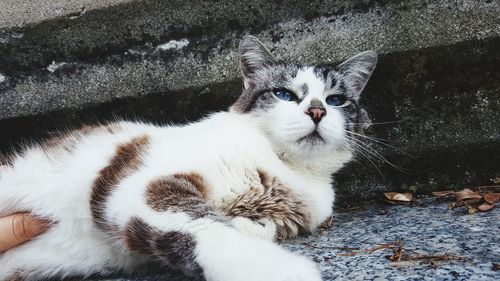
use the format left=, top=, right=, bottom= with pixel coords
left=231, top=35, right=376, bottom=170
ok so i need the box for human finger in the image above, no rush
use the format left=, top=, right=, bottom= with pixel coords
left=0, top=213, right=52, bottom=252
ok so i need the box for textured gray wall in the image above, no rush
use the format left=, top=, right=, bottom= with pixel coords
left=0, top=0, right=499, bottom=199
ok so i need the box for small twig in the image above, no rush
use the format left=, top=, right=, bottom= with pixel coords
left=301, top=242, right=360, bottom=251
left=333, top=246, right=361, bottom=251
left=404, top=248, right=423, bottom=255
left=336, top=252, right=359, bottom=256
left=405, top=254, right=466, bottom=262
left=365, top=241, right=402, bottom=254
left=335, top=206, right=367, bottom=212
left=333, top=241, right=403, bottom=257
left=333, top=240, right=468, bottom=268
left=397, top=247, right=404, bottom=263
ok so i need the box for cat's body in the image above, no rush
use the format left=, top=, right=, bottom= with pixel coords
left=0, top=36, right=377, bottom=281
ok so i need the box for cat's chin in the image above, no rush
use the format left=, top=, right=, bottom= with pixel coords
left=297, top=130, right=325, bottom=145
left=294, top=130, right=350, bottom=155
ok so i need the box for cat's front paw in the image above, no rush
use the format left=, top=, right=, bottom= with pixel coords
left=225, top=249, right=322, bottom=281
left=198, top=227, right=322, bottom=281
left=270, top=254, right=323, bottom=281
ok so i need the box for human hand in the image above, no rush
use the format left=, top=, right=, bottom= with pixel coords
left=0, top=165, right=53, bottom=252
left=0, top=212, right=52, bottom=252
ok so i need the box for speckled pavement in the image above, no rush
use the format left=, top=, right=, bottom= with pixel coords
left=284, top=198, right=499, bottom=281
left=92, top=197, right=499, bottom=281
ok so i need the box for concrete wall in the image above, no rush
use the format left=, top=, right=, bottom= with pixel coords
left=0, top=0, right=498, bottom=199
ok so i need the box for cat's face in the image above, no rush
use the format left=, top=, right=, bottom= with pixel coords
left=231, top=36, right=376, bottom=163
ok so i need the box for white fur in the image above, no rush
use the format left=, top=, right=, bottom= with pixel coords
left=0, top=106, right=351, bottom=280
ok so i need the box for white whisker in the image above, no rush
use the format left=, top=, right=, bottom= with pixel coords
left=346, top=130, right=415, bottom=159
left=347, top=140, right=384, bottom=177
left=350, top=119, right=407, bottom=126
left=345, top=134, right=409, bottom=173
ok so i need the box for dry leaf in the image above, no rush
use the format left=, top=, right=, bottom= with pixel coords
left=384, top=192, right=413, bottom=202
left=436, top=186, right=497, bottom=214
left=449, top=198, right=482, bottom=209
left=490, top=177, right=500, bottom=184
left=461, top=200, right=479, bottom=214
left=483, top=193, right=500, bottom=204
left=478, top=203, right=495, bottom=212
left=454, top=188, right=482, bottom=201
left=432, top=190, right=455, bottom=197
left=467, top=205, right=478, bottom=214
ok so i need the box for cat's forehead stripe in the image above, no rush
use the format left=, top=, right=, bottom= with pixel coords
left=291, top=67, right=326, bottom=99
left=300, top=83, right=309, bottom=96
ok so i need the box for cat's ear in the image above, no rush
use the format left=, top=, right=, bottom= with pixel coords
left=239, top=35, right=276, bottom=89
left=337, top=51, right=377, bottom=97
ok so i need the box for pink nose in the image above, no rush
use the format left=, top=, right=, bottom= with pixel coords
left=305, top=107, right=326, bottom=124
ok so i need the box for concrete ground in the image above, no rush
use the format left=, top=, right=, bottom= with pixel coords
left=286, top=198, right=499, bottom=280
left=91, top=197, right=499, bottom=281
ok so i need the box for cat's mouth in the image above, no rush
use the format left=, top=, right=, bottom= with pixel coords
left=297, top=130, right=325, bottom=144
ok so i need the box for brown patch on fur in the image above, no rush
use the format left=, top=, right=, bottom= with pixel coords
left=146, top=176, right=204, bottom=212
left=90, top=135, right=149, bottom=230
left=125, top=217, right=204, bottom=279
left=174, top=173, right=208, bottom=197
left=224, top=175, right=311, bottom=240
left=126, top=217, right=155, bottom=253
left=257, top=169, right=272, bottom=187
left=146, top=174, right=218, bottom=220
left=40, top=122, right=122, bottom=154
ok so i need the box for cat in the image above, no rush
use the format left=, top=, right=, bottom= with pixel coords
left=0, top=35, right=376, bottom=281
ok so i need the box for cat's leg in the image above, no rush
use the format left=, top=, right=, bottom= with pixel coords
left=108, top=174, right=322, bottom=281
left=224, top=176, right=313, bottom=241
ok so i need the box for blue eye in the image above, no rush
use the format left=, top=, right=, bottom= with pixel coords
left=325, top=95, right=348, bottom=106
left=274, top=90, right=296, bottom=102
